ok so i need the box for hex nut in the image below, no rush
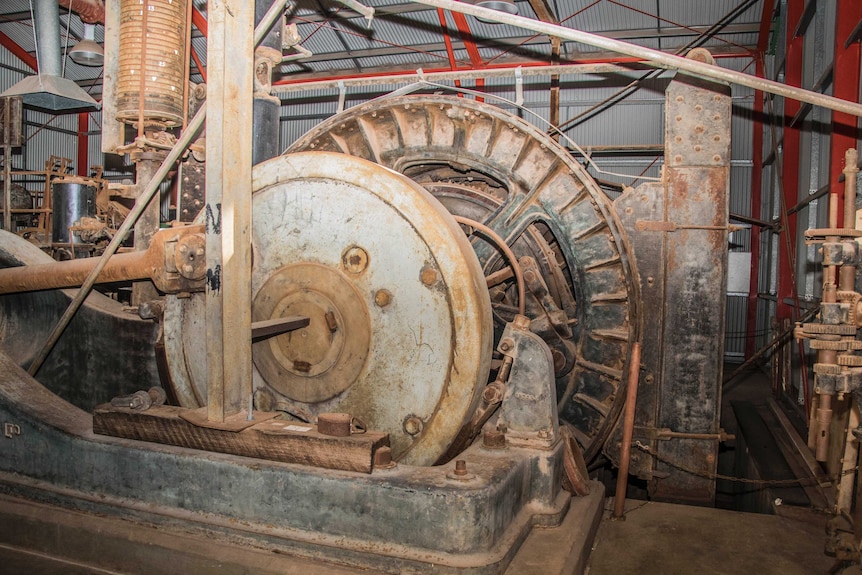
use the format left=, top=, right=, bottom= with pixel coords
left=403, top=416, right=424, bottom=436
left=420, top=267, right=438, bottom=286
left=374, top=289, right=392, bottom=307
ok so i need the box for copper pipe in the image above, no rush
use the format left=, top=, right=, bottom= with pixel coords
left=453, top=215, right=526, bottom=316
left=613, top=341, right=642, bottom=519
left=0, top=250, right=150, bottom=294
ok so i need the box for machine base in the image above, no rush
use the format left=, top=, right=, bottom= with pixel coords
left=0, top=483, right=604, bottom=575
left=0, top=349, right=584, bottom=574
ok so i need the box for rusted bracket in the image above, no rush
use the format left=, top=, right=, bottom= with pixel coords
left=635, top=425, right=735, bottom=442
left=635, top=220, right=741, bottom=233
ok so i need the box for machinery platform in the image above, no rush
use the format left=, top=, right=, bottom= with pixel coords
left=0, top=483, right=604, bottom=575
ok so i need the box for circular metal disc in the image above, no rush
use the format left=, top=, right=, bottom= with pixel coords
left=164, top=152, right=493, bottom=465
left=288, top=95, right=640, bottom=462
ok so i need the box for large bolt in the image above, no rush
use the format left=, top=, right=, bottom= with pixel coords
left=403, top=416, right=424, bottom=436
left=374, top=289, right=392, bottom=307
left=421, top=267, right=438, bottom=286
left=454, top=460, right=468, bottom=476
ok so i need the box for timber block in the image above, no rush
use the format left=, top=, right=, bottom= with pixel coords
left=93, top=404, right=389, bottom=473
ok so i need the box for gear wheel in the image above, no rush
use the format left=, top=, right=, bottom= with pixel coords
left=838, top=355, right=862, bottom=367
left=802, top=323, right=858, bottom=336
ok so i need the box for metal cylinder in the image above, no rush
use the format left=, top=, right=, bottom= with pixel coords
left=52, top=181, right=96, bottom=244
left=34, top=0, right=62, bottom=77
left=116, top=0, right=188, bottom=128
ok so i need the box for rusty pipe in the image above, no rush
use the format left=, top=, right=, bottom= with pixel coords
left=613, top=341, right=642, bottom=519
left=0, top=250, right=150, bottom=294
left=815, top=392, right=833, bottom=462
left=840, top=148, right=859, bottom=291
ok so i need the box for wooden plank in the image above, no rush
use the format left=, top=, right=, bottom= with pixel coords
left=93, top=405, right=390, bottom=474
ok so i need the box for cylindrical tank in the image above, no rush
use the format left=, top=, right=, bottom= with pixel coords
left=52, top=181, right=96, bottom=244
left=116, top=0, right=188, bottom=128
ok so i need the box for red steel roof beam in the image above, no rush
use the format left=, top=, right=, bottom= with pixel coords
left=0, top=30, right=38, bottom=71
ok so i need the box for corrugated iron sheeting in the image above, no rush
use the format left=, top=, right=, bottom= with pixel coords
left=725, top=295, right=749, bottom=360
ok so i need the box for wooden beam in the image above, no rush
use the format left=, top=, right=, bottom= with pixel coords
left=93, top=405, right=390, bottom=474
left=205, top=0, right=255, bottom=421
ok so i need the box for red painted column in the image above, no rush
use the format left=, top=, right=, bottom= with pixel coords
left=776, top=0, right=804, bottom=324
left=829, top=0, right=862, bottom=221
left=77, top=113, right=89, bottom=177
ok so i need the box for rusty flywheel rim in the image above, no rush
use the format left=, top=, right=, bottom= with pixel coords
left=288, top=94, right=640, bottom=461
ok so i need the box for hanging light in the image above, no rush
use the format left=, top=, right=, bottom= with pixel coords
left=472, top=0, right=518, bottom=23
left=69, top=23, right=104, bottom=67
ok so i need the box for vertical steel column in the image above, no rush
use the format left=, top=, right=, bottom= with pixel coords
left=745, top=0, right=775, bottom=358
left=130, top=153, right=164, bottom=305
left=77, top=113, right=89, bottom=177
left=2, top=145, right=10, bottom=232
left=205, top=0, right=254, bottom=422
left=649, top=51, right=732, bottom=506
left=777, top=0, right=804, bottom=325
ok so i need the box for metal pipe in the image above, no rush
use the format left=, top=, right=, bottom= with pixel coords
left=840, top=148, right=859, bottom=291
left=453, top=215, right=526, bottom=316
left=26, top=0, right=289, bottom=379
left=0, top=251, right=150, bottom=294
left=613, top=341, right=641, bottom=519
left=272, top=62, right=647, bottom=94
left=408, top=0, right=862, bottom=118
left=3, top=146, right=10, bottom=232
left=844, top=148, right=859, bottom=229
left=34, top=0, right=62, bottom=77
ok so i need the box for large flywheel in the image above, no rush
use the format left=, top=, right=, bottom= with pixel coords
left=163, top=152, right=493, bottom=466
left=288, top=95, right=640, bottom=461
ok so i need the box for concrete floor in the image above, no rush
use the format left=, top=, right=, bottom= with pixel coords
left=588, top=497, right=836, bottom=575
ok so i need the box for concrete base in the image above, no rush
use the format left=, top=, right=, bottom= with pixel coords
left=0, top=483, right=605, bottom=575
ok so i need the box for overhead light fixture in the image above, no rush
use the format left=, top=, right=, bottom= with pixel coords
left=69, top=23, right=104, bottom=67
left=473, top=0, right=518, bottom=23
left=0, top=0, right=99, bottom=112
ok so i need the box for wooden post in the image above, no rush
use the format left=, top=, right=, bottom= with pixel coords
left=205, top=0, right=255, bottom=422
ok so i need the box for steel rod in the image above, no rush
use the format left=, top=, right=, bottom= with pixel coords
left=453, top=215, right=526, bottom=316
left=408, top=0, right=862, bottom=117
left=613, top=341, right=641, bottom=519
left=0, top=250, right=150, bottom=294
left=272, top=62, right=646, bottom=94
left=3, top=145, right=10, bottom=232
